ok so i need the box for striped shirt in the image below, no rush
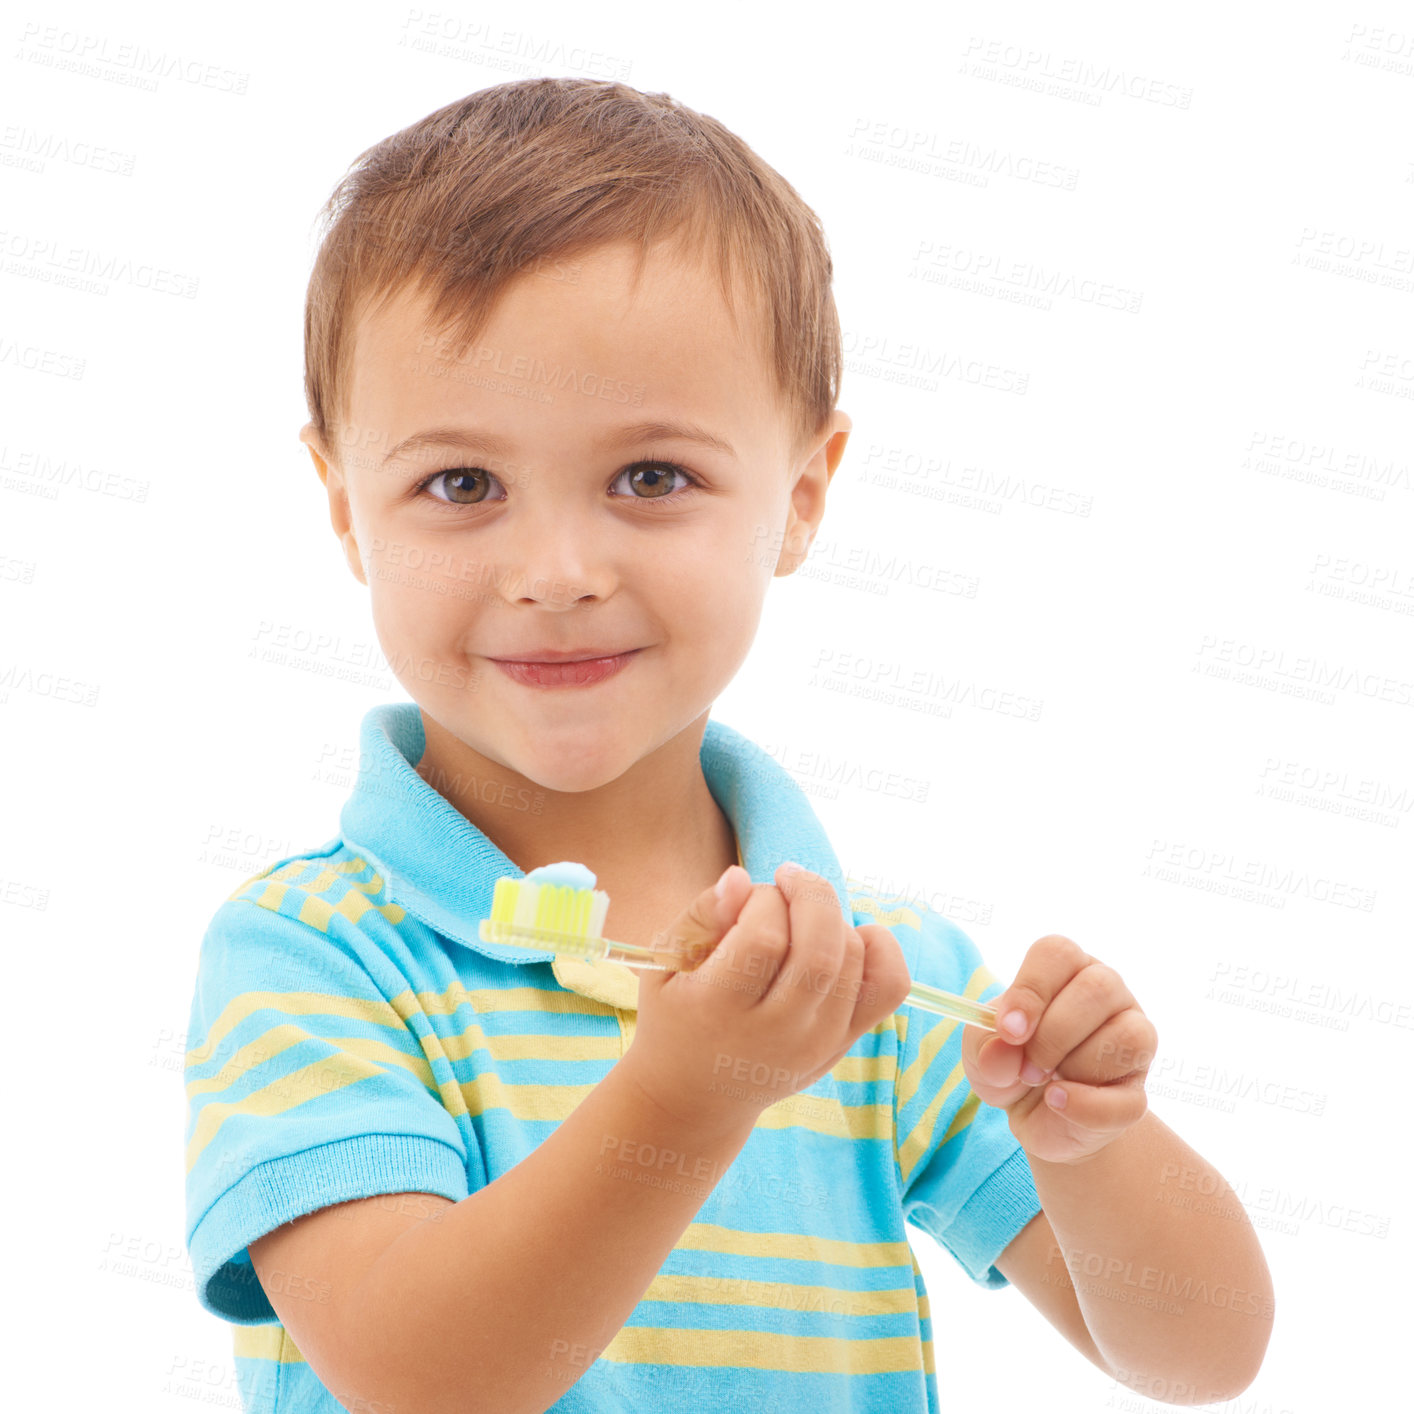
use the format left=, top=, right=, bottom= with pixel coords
left=183, top=701, right=1042, bottom=1412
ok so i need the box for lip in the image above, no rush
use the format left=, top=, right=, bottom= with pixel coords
left=489, top=648, right=642, bottom=689
left=490, top=648, right=640, bottom=663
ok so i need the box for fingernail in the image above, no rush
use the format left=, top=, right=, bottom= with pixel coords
left=715, top=866, right=734, bottom=902
left=1001, top=1009, right=1028, bottom=1038
left=1020, top=1060, right=1048, bottom=1086
left=1047, top=1086, right=1067, bottom=1110
left=779, top=860, right=802, bottom=876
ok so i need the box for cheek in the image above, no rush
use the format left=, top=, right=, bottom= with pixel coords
left=365, top=564, right=488, bottom=707
left=700, top=500, right=785, bottom=588
left=733, top=498, right=789, bottom=585
left=363, top=541, right=466, bottom=648
left=670, top=554, right=768, bottom=665
left=667, top=509, right=780, bottom=630
left=679, top=515, right=771, bottom=599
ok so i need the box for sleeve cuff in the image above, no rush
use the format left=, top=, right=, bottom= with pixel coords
left=189, top=1132, right=472, bottom=1323
left=933, top=1146, right=1043, bottom=1290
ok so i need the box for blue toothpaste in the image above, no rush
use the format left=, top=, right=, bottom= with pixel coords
left=524, top=860, right=597, bottom=890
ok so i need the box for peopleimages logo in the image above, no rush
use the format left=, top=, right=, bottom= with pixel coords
left=959, top=36, right=1194, bottom=109
left=1143, top=839, right=1377, bottom=912
left=1207, top=962, right=1413, bottom=1033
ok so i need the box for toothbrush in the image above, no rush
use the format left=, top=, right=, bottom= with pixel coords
left=479, top=864, right=998, bottom=1032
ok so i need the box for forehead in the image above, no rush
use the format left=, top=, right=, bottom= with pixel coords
left=343, top=239, right=785, bottom=463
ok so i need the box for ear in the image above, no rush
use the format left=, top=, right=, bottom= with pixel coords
left=775, top=410, right=851, bottom=578
left=300, top=421, right=367, bottom=586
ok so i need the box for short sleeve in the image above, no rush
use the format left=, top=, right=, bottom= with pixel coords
left=891, top=909, right=1042, bottom=1288
left=182, top=889, right=475, bottom=1323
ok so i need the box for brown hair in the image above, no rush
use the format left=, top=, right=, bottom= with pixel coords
left=303, top=76, right=841, bottom=467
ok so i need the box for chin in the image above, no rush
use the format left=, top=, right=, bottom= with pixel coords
left=509, top=756, right=631, bottom=796
left=499, top=726, right=643, bottom=795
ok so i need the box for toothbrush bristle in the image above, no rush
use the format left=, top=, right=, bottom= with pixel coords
left=484, top=877, right=610, bottom=952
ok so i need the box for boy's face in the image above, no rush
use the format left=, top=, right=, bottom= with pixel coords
left=302, top=237, right=849, bottom=795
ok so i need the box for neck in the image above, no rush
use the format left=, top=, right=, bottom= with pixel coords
left=414, top=710, right=739, bottom=905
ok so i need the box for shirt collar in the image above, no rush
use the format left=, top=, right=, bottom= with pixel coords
left=340, top=702, right=850, bottom=1012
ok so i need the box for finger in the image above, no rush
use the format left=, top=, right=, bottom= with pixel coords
left=814, top=922, right=866, bottom=1039
left=1042, top=1072, right=1149, bottom=1137
left=1018, top=962, right=1136, bottom=1082
left=1054, top=1008, right=1157, bottom=1085
left=691, top=879, right=789, bottom=1007
left=637, top=864, right=746, bottom=1006
left=991, top=934, right=1093, bottom=1045
left=759, top=863, right=846, bottom=1009
left=811, top=931, right=870, bottom=1076
left=851, top=924, right=912, bottom=1035
left=644, top=863, right=748, bottom=962
left=964, top=1030, right=1032, bottom=1108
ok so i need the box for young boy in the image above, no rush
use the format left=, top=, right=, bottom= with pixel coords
left=182, top=77, right=1273, bottom=1413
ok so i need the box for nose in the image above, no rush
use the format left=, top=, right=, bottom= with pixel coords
left=494, top=505, right=618, bottom=609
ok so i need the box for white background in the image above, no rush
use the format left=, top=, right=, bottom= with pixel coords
left=5, top=1, right=1411, bottom=1409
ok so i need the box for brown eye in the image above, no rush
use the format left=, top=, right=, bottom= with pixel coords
left=613, top=462, right=694, bottom=499
left=424, top=468, right=503, bottom=505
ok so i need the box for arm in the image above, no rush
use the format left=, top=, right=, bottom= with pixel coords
left=996, top=1112, right=1274, bottom=1405
left=962, top=936, right=1275, bottom=1405
left=252, top=1052, right=756, bottom=1414
left=251, top=862, right=911, bottom=1414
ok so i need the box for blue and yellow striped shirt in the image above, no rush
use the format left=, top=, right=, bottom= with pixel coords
left=183, top=702, right=1042, bottom=1411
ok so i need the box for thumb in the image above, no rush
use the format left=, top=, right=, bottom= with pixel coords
left=636, top=864, right=750, bottom=999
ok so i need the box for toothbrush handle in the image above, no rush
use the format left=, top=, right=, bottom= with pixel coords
left=901, top=979, right=998, bottom=1031
left=603, top=941, right=998, bottom=1031
left=601, top=939, right=702, bottom=971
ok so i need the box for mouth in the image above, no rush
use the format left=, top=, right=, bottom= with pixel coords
left=488, top=648, right=643, bottom=689
left=490, top=648, right=641, bottom=663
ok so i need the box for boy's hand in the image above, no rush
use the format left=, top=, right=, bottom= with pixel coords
left=959, top=934, right=1157, bottom=1165
left=620, top=863, right=912, bottom=1140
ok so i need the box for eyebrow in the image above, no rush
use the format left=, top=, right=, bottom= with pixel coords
left=380, top=418, right=738, bottom=467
